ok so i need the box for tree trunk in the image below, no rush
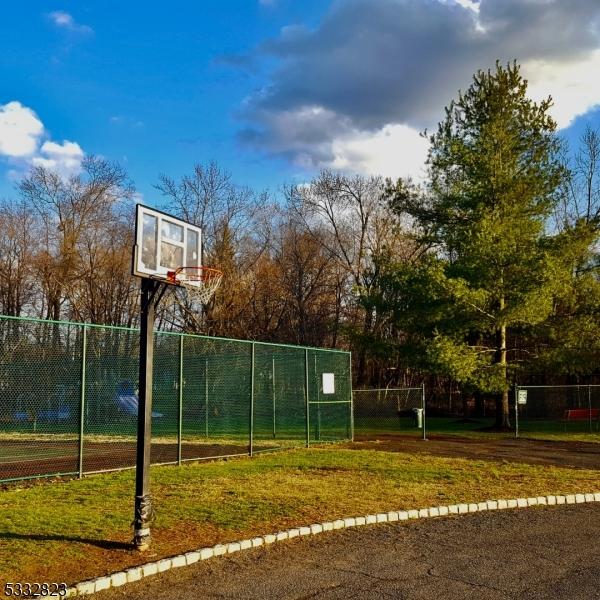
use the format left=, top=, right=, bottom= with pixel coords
left=462, top=394, right=470, bottom=419
left=495, top=320, right=511, bottom=429
left=474, top=390, right=485, bottom=418
left=355, top=307, right=374, bottom=385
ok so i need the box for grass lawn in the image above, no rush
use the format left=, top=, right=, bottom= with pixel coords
left=0, top=446, right=598, bottom=586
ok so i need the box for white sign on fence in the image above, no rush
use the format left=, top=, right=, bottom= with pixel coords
left=517, top=389, right=527, bottom=405
left=322, top=373, right=335, bottom=394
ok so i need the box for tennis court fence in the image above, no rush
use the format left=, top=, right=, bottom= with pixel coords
left=353, top=384, right=600, bottom=440
left=514, top=385, right=600, bottom=437
left=0, top=315, right=352, bottom=483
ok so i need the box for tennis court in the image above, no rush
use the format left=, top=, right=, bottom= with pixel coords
left=0, top=314, right=352, bottom=483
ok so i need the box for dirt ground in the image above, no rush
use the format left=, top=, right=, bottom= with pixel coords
left=0, top=440, right=260, bottom=480
left=3, top=432, right=600, bottom=481
left=349, top=433, right=600, bottom=470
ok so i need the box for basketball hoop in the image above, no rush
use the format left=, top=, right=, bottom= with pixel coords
left=166, top=266, right=223, bottom=304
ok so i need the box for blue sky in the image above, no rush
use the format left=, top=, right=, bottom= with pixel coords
left=0, top=0, right=329, bottom=200
left=1, top=0, right=600, bottom=205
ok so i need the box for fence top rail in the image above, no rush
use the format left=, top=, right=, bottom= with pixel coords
left=353, top=387, right=423, bottom=392
left=516, top=384, right=600, bottom=389
left=0, top=313, right=350, bottom=356
left=167, top=330, right=351, bottom=355
left=0, top=312, right=139, bottom=333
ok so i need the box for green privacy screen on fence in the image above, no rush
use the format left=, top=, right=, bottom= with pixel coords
left=0, top=315, right=352, bottom=483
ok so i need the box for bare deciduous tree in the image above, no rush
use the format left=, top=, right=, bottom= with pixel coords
left=558, top=125, right=600, bottom=229
left=0, top=201, right=37, bottom=316
left=286, top=171, right=410, bottom=381
left=155, top=162, right=272, bottom=335
left=19, top=156, right=133, bottom=321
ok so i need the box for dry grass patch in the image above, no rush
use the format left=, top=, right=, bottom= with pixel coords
left=0, top=447, right=597, bottom=585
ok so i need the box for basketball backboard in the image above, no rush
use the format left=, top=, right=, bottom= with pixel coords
left=132, top=204, right=202, bottom=284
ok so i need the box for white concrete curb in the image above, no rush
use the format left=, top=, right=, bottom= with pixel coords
left=66, top=491, right=600, bottom=596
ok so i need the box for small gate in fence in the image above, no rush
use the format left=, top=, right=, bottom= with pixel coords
left=352, top=386, right=426, bottom=440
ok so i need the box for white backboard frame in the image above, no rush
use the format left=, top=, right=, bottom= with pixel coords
left=133, top=204, right=202, bottom=285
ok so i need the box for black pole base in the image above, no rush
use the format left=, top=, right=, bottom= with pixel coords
left=133, top=493, right=153, bottom=551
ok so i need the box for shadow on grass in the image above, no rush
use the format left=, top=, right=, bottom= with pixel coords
left=0, top=532, right=132, bottom=551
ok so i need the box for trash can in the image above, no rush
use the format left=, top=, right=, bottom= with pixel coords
left=412, top=407, right=424, bottom=429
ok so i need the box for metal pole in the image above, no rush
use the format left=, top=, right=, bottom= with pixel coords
left=589, top=385, right=593, bottom=433
left=205, top=358, right=209, bottom=438
left=272, top=356, right=276, bottom=439
left=133, top=278, right=161, bottom=551
left=421, top=382, right=427, bottom=441
left=178, top=335, right=183, bottom=466
left=315, top=354, right=321, bottom=441
left=349, top=353, right=354, bottom=442
left=249, top=343, right=255, bottom=457
left=78, top=325, right=87, bottom=478
left=514, top=385, right=519, bottom=439
left=305, top=348, right=310, bottom=448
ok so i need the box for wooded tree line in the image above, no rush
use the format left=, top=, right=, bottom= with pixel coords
left=1, top=61, right=600, bottom=423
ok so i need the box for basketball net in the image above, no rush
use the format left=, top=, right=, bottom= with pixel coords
left=167, top=266, right=223, bottom=305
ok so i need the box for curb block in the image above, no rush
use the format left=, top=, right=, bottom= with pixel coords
left=156, top=558, right=171, bottom=572
left=66, top=490, right=600, bottom=596
left=141, top=562, right=158, bottom=577
left=109, top=572, right=127, bottom=588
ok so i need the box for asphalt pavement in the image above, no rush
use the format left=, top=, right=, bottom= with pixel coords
left=97, top=504, right=600, bottom=600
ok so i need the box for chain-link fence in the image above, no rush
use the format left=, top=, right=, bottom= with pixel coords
left=352, top=384, right=600, bottom=441
left=0, top=315, right=352, bottom=483
left=515, top=385, right=600, bottom=438
left=352, top=387, right=426, bottom=439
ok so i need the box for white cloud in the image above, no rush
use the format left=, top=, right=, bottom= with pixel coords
left=32, top=141, right=84, bottom=178
left=241, top=104, right=430, bottom=180
left=328, top=124, right=429, bottom=181
left=240, top=0, right=600, bottom=180
left=333, top=53, right=600, bottom=178
left=0, top=101, right=85, bottom=180
left=523, top=50, right=600, bottom=129
left=110, top=115, right=145, bottom=128
left=48, top=11, right=93, bottom=35
left=0, top=102, right=44, bottom=157
left=49, top=11, right=73, bottom=26
left=452, top=0, right=480, bottom=13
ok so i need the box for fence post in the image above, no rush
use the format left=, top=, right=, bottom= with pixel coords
left=178, top=335, right=183, bottom=466
left=514, top=385, right=519, bottom=439
left=204, top=358, right=209, bottom=438
left=249, top=342, right=255, bottom=457
left=421, top=382, right=427, bottom=441
left=349, top=353, right=354, bottom=442
left=272, top=356, right=276, bottom=439
left=78, top=325, right=87, bottom=478
left=305, top=348, right=310, bottom=448
left=588, top=385, right=593, bottom=433
left=314, top=354, right=321, bottom=441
